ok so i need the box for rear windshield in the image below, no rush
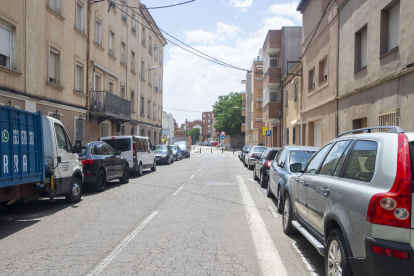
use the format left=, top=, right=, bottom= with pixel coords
left=177, top=144, right=186, bottom=149
left=155, top=145, right=168, bottom=152
left=253, top=147, right=267, bottom=153
left=289, top=151, right=316, bottom=167
left=102, top=139, right=131, bottom=152
left=266, top=150, right=278, bottom=161
left=170, top=145, right=178, bottom=150
left=78, top=147, right=88, bottom=158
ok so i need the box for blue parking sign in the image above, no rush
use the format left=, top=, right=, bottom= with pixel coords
left=265, top=130, right=271, bottom=136
left=221, top=135, right=226, bottom=140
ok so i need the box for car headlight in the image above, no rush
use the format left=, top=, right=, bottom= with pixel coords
left=161, top=154, right=167, bottom=157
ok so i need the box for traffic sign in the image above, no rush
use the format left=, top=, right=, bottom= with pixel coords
left=221, top=135, right=226, bottom=140
left=220, top=131, right=226, bottom=136
left=265, top=130, right=272, bottom=137
left=262, top=127, right=268, bottom=136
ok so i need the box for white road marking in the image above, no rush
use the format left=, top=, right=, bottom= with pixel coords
left=86, top=211, right=158, bottom=276
left=291, top=242, right=320, bottom=276
left=173, top=184, right=185, bottom=196
left=256, top=188, right=263, bottom=195
left=267, top=205, right=278, bottom=218
left=236, top=176, right=288, bottom=276
left=221, top=155, right=225, bottom=156
left=190, top=174, right=195, bottom=180
left=197, top=168, right=201, bottom=172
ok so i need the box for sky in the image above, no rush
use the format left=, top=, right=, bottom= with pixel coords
left=143, top=0, right=302, bottom=125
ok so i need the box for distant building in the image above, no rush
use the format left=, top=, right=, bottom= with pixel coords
left=202, top=111, right=214, bottom=140
left=162, top=113, right=175, bottom=144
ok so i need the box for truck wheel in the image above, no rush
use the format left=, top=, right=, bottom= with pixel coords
left=151, top=160, right=157, bottom=171
left=282, top=193, right=294, bottom=235
left=137, top=163, right=143, bottom=176
left=65, top=177, right=82, bottom=203
left=93, top=169, right=106, bottom=192
left=325, top=229, right=353, bottom=276
left=119, top=165, right=130, bottom=184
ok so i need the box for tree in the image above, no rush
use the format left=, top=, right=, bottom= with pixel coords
left=186, top=128, right=200, bottom=143
left=213, top=92, right=243, bottom=136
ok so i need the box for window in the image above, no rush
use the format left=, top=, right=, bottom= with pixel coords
left=309, top=69, right=315, bottom=90
left=343, top=141, right=378, bottom=182
left=54, top=123, right=73, bottom=152
left=353, top=117, right=367, bottom=130
left=149, top=36, right=152, bottom=54
left=95, top=143, right=109, bottom=155
left=0, top=23, right=12, bottom=68
left=121, top=125, right=126, bottom=135
left=286, top=127, right=289, bottom=145
left=160, top=51, right=163, bottom=65
left=298, top=124, right=301, bottom=146
left=104, top=143, right=115, bottom=155
left=95, top=19, right=102, bottom=45
left=121, top=3, right=127, bottom=22
left=305, top=144, right=332, bottom=174
left=121, top=42, right=126, bottom=64
left=159, top=78, right=162, bottom=92
left=121, top=86, right=125, bottom=99
left=140, top=96, right=145, bottom=115
left=154, top=44, right=158, bottom=60
left=148, top=130, right=151, bottom=140
left=285, top=89, right=288, bottom=107
left=319, top=140, right=352, bottom=176
left=131, top=91, right=135, bottom=112
left=141, top=61, right=145, bottom=80
left=147, top=100, right=151, bottom=117
left=294, top=80, right=298, bottom=101
left=109, top=30, right=115, bottom=55
left=131, top=51, right=135, bottom=72
left=132, top=13, right=136, bottom=33
left=75, top=62, right=84, bottom=93
left=154, top=104, right=156, bottom=118
left=76, top=1, right=85, bottom=32
left=319, top=57, right=328, bottom=82
left=131, top=126, right=135, bottom=135
left=355, top=26, right=367, bottom=70
left=49, top=0, right=61, bottom=14
left=49, top=47, right=60, bottom=85
left=381, top=1, right=400, bottom=55
left=75, top=117, right=85, bottom=141
left=141, top=27, right=146, bottom=45
left=94, top=72, right=101, bottom=90
left=292, top=125, right=296, bottom=145
left=159, top=106, right=162, bottom=118
left=379, top=111, right=397, bottom=130
left=148, top=66, right=152, bottom=85
left=270, top=55, right=278, bottom=67
left=108, top=79, right=114, bottom=93
left=289, top=150, right=315, bottom=169
left=154, top=73, right=157, bottom=91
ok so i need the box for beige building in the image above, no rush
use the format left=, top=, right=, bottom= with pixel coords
left=337, top=0, right=414, bottom=133
left=297, top=0, right=338, bottom=147
left=0, top=0, right=166, bottom=144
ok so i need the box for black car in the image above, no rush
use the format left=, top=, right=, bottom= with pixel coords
left=253, top=148, right=280, bottom=188
left=154, top=145, right=174, bottom=164
left=79, top=141, right=130, bottom=192
left=240, top=145, right=252, bottom=161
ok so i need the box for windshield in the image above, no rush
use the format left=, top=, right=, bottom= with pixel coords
left=170, top=145, right=178, bottom=151
left=177, top=144, right=186, bottom=149
left=253, top=147, right=267, bottom=153
left=289, top=151, right=316, bottom=168
left=154, top=145, right=168, bottom=152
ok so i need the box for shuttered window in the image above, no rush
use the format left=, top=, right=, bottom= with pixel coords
left=148, top=66, right=151, bottom=84
left=132, top=14, right=136, bottom=33
left=154, top=73, right=157, bottom=91
left=154, top=104, right=156, bottom=118
left=131, top=51, right=135, bottom=71
left=388, top=2, right=400, bottom=51
left=121, top=86, right=125, bottom=99
left=76, top=2, right=85, bottom=32
left=323, top=60, right=328, bottom=79
left=360, top=28, right=367, bottom=67
left=109, top=31, right=114, bottom=55
left=49, top=48, right=59, bottom=84
left=95, top=19, right=102, bottom=45
left=131, top=92, right=135, bottom=111
left=109, top=80, right=114, bottom=93
left=75, top=62, right=83, bottom=93
left=121, top=42, right=125, bottom=64
left=0, top=25, right=11, bottom=68
left=141, top=96, right=145, bottom=115
left=75, top=118, right=85, bottom=141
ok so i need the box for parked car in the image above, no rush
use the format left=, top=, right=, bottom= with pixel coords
left=244, top=146, right=267, bottom=169
left=282, top=127, right=414, bottom=276
left=154, top=145, right=174, bottom=165
left=79, top=141, right=129, bottom=192
left=240, top=145, right=253, bottom=162
left=100, top=135, right=156, bottom=176
left=253, top=148, right=280, bottom=188
left=174, top=141, right=190, bottom=158
left=169, top=145, right=183, bottom=161
left=268, top=146, right=318, bottom=213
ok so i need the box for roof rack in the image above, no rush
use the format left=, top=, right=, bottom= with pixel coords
left=336, top=126, right=404, bottom=138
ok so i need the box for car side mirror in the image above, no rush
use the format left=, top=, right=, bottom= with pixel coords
left=116, top=150, right=122, bottom=156
left=74, top=140, right=82, bottom=153
left=290, top=163, right=303, bottom=173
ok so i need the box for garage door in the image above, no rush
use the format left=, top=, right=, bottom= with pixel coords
left=314, top=121, right=322, bottom=147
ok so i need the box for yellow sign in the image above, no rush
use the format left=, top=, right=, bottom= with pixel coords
left=262, top=127, right=268, bottom=136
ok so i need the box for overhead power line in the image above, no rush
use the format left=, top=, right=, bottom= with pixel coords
left=164, top=108, right=203, bottom=113
left=120, top=0, right=196, bottom=10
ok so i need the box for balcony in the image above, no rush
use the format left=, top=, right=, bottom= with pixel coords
left=242, top=107, right=246, bottom=117
left=241, top=123, right=246, bottom=132
left=242, top=93, right=246, bottom=101
left=89, top=91, right=132, bottom=122
left=263, top=102, right=281, bottom=123
left=263, top=67, right=281, bottom=88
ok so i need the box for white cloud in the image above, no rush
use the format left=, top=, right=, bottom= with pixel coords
left=268, top=1, right=302, bottom=23
left=229, top=0, right=253, bottom=12
left=216, top=23, right=242, bottom=37
left=184, top=23, right=242, bottom=45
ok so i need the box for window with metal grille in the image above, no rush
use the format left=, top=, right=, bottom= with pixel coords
left=75, top=62, right=84, bottom=93
left=49, top=47, right=60, bottom=84
left=379, top=112, right=397, bottom=132
left=75, top=117, right=85, bottom=141
left=76, top=1, right=85, bottom=32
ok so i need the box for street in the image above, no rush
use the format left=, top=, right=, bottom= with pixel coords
left=0, top=147, right=324, bottom=276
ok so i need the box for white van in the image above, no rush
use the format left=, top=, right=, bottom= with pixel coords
left=99, top=136, right=156, bottom=176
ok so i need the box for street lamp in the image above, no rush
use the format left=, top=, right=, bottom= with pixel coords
left=139, top=66, right=157, bottom=78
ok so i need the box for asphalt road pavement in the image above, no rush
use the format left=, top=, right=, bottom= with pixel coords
left=0, top=146, right=324, bottom=276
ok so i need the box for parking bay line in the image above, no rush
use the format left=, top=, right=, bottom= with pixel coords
left=86, top=211, right=158, bottom=276
left=256, top=188, right=263, bottom=195
left=267, top=205, right=278, bottom=218
left=291, top=242, right=320, bottom=276
left=190, top=174, right=195, bottom=180
left=236, top=175, right=288, bottom=276
left=173, top=184, right=185, bottom=196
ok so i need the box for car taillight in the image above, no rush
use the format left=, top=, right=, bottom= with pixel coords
left=133, top=143, right=136, bottom=156
left=367, top=133, right=412, bottom=228
left=372, top=245, right=409, bottom=260
left=251, top=154, right=255, bottom=157
left=264, top=161, right=272, bottom=168
left=81, top=159, right=93, bottom=166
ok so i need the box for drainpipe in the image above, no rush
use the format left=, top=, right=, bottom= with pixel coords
left=86, top=0, right=91, bottom=123
left=335, top=0, right=340, bottom=136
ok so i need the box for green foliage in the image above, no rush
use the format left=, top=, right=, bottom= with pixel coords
left=213, top=92, right=243, bottom=137
left=186, top=127, right=201, bottom=142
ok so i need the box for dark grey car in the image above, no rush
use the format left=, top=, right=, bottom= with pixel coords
left=268, top=146, right=318, bottom=213
left=253, top=148, right=280, bottom=188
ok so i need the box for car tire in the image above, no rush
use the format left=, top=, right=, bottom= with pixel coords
left=180, top=155, right=183, bottom=160
left=65, top=177, right=82, bottom=203
left=260, top=171, right=267, bottom=188
left=282, top=193, right=294, bottom=235
left=248, top=160, right=253, bottom=170
left=276, top=188, right=283, bottom=214
left=266, top=177, right=273, bottom=197
left=171, top=157, right=174, bottom=164
left=92, top=169, right=106, bottom=192
left=151, top=160, right=157, bottom=171
left=119, top=165, right=130, bottom=184
left=325, top=229, right=353, bottom=276
left=253, top=167, right=259, bottom=181
left=137, top=162, right=143, bottom=176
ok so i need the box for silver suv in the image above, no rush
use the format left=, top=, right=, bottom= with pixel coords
left=282, top=127, right=413, bottom=276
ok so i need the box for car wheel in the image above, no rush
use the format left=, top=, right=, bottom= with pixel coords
left=253, top=167, right=259, bottom=181
left=65, top=177, right=82, bottom=203
left=137, top=162, right=143, bottom=176
left=151, top=160, right=157, bottom=171
left=171, top=157, right=174, bottom=163
left=247, top=160, right=253, bottom=170
left=276, top=188, right=283, bottom=214
left=325, top=229, right=353, bottom=276
left=180, top=155, right=183, bottom=160
left=260, top=171, right=267, bottom=188
left=266, top=176, right=273, bottom=197
left=92, top=169, right=106, bottom=192
left=119, top=165, right=130, bottom=184
left=282, top=193, right=294, bottom=235
left=244, top=160, right=247, bottom=167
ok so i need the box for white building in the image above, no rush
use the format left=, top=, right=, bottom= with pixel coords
left=162, top=112, right=175, bottom=144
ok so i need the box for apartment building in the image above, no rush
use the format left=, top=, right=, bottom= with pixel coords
left=0, top=0, right=88, bottom=141
left=337, top=0, right=414, bottom=132
left=297, top=0, right=338, bottom=147
left=0, top=0, right=166, bottom=144
left=202, top=111, right=213, bottom=140
left=161, top=112, right=174, bottom=144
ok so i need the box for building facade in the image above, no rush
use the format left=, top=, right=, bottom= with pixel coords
left=202, top=111, right=214, bottom=140
left=162, top=112, right=174, bottom=144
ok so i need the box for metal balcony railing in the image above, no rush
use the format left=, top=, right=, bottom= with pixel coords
left=89, top=91, right=131, bottom=118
